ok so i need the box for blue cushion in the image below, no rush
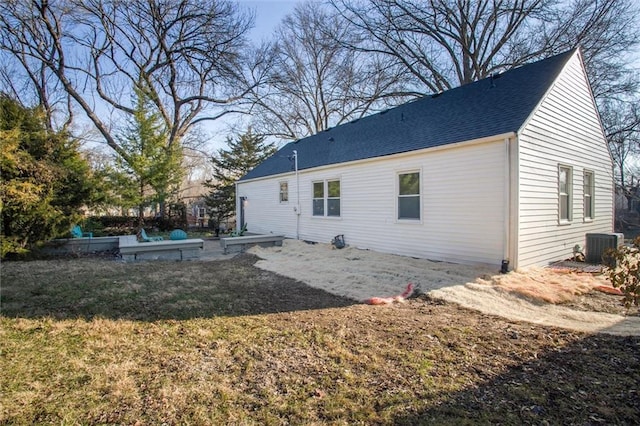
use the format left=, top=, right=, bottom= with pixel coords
left=170, top=229, right=188, bottom=240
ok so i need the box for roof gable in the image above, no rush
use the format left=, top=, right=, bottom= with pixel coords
left=241, top=49, right=575, bottom=181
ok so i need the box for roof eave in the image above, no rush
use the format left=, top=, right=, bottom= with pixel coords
left=237, top=131, right=518, bottom=185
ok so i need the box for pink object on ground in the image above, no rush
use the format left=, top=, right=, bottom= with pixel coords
left=366, top=283, right=414, bottom=305
left=595, top=285, right=624, bottom=296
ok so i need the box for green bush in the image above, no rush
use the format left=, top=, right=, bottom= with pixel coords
left=92, top=215, right=137, bottom=228
left=604, top=237, right=640, bottom=309
left=84, top=214, right=187, bottom=235
left=84, top=216, right=137, bottom=236
left=79, top=217, right=104, bottom=235
left=1, top=95, right=98, bottom=258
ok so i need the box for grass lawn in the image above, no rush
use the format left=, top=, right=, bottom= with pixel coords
left=1, top=254, right=639, bottom=425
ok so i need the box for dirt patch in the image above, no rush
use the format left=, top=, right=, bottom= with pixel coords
left=248, top=240, right=640, bottom=335
left=561, top=288, right=633, bottom=315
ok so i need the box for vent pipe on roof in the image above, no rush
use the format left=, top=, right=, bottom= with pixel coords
left=490, top=72, right=502, bottom=88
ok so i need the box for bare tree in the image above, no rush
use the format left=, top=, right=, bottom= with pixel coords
left=331, top=0, right=549, bottom=93
left=541, top=0, right=640, bottom=101
left=603, top=99, right=640, bottom=211
left=0, top=0, right=257, bottom=162
left=0, top=3, right=74, bottom=131
left=331, top=0, right=639, bottom=96
left=249, top=1, right=408, bottom=141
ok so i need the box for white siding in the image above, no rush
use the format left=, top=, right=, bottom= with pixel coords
left=517, top=51, right=614, bottom=268
left=236, top=177, right=298, bottom=236
left=239, top=139, right=508, bottom=266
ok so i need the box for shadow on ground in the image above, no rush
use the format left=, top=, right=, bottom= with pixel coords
left=391, top=331, right=640, bottom=425
left=0, top=254, right=356, bottom=321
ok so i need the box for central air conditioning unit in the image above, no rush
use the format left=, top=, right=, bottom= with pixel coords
left=585, top=233, right=624, bottom=266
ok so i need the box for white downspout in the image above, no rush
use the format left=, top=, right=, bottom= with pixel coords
left=503, top=137, right=511, bottom=272
left=294, top=150, right=300, bottom=240
left=235, top=181, right=240, bottom=233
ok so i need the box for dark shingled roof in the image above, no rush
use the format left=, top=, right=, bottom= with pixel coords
left=240, top=49, right=575, bottom=181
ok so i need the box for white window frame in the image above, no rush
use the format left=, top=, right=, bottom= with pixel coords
left=279, top=181, right=289, bottom=203
left=312, top=179, right=341, bottom=218
left=397, top=170, right=421, bottom=221
left=583, top=170, right=594, bottom=221
left=312, top=181, right=324, bottom=216
left=558, top=164, right=573, bottom=224
left=326, top=180, right=341, bottom=217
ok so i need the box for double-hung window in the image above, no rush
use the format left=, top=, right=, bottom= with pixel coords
left=584, top=171, right=594, bottom=220
left=279, top=181, right=289, bottom=203
left=327, top=180, right=341, bottom=216
left=398, top=171, right=420, bottom=220
left=313, top=182, right=324, bottom=216
left=559, top=165, right=572, bottom=223
left=313, top=179, right=340, bottom=217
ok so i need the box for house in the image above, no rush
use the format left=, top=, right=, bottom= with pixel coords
left=236, top=49, right=614, bottom=269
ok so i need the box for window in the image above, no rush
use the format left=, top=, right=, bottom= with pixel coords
left=559, top=165, right=572, bottom=222
left=327, top=180, right=341, bottom=217
left=398, top=172, right=420, bottom=220
left=279, top=181, right=288, bottom=203
left=313, top=182, right=324, bottom=216
left=312, top=179, right=341, bottom=217
left=584, top=171, right=594, bottom=220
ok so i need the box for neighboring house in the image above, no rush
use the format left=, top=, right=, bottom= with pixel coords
left=237, top=49, right=613, bottom=269
left=186, top=200, right=208, bottom=228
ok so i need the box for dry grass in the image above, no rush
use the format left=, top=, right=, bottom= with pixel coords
left=1, top=254, right=639, bottom=425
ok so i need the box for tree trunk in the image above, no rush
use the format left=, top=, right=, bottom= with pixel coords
left=138, top=180, right=145, bottom=227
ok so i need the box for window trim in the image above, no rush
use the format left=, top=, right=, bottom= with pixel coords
left=558, top=164, right=573, bottom=224
left=279, top=181, right=289, bottom=203
left=312, top=179, right=341, bottom=218
left=326, top=179, right=341, bottom=217
left=397, top=170, right=422, bottom=222
left=312, top=181, right=324, bottom=216
left=583, top=170, right=595, bottom=221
